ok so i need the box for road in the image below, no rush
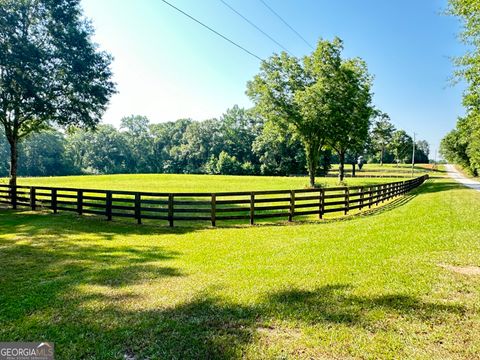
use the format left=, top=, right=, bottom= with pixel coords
left=445, top=164, right=480, bottom=192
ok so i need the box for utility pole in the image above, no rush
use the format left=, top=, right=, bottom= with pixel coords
left=411, top=132, right=416, bottom=177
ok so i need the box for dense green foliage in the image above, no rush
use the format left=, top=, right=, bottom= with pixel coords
left=247, top=38, right=374, bottom=184
left=441, top=0, right=480, bottom=176
left=0, top=108, right=430, bottom=178
left=0, top=0, right=115, bottom=186
left=367, top=115, right=429, bottom=165
left=0, top=178, right=479, bottom=359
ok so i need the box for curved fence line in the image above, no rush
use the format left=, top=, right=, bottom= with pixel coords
left=0, top=175, right=428, bottom=227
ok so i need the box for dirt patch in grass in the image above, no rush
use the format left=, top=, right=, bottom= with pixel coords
left=257, top=325, right=302, bottom=340
left=439, top=264, right=480, bottom=276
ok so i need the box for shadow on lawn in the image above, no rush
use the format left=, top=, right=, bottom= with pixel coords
left=34, top=284, right=465, bottom=359
left=0, top=251, right=467, bottom=360
left=0, top=208, right=198, bottom=238
left=0, top=208, right=468, bottom=359
left=119, top=284, right=465, bottom=359
left=416, top=180, right=465, bottom=194
left=0, top=212, right=184, bottom=327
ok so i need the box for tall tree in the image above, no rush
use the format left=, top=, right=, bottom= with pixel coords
left=220, top=105, right=261, bottom=165
left=247, top=38, right=372, bottom=186
left=390, top=130, right=413, bottom=165
left=441, top=0, right=480, bottom=175
left=441, top=127, right=472, bottom=171
left=246, top=51, right=321, bottom=186
left=370, top=112, right=395, bottom=166
left=326, top=57, right=374, bottom=181
left=415, top=140, right=430, bottom=163
left=0, top=0, right=115, bottom=199
left=120, top=115, right=153, bottom=173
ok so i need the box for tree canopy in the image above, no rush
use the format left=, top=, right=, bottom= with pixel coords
left=440, top=0, right=480, bottom=175
left=247, top=38, right=374, bottom=185
left=0, top=0, right=116, bottom=190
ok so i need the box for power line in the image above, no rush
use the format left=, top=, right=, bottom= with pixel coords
left=160, top=0, right=263, bottom=61
left=258, top=0, right=313, bottom=49
left=220, top=0, right=292, bottom=55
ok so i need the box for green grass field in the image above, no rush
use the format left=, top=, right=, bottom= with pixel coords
left=4, top=173, right=408, bottom=193
left=329, top=163, right=445, bottom=177
left=1, top=176, right=479, bottom=359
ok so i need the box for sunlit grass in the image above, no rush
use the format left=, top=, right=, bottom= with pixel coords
left=3, top=173, right=407, bottom=193
left=0, top=178, right=479, bottom=359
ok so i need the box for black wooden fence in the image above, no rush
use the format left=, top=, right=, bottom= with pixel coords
left=0, top=175, right=428, bottom=227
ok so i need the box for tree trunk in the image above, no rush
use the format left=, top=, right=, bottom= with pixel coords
left=8, top=138, right=18, bottom=209
left=338, top=151, right=345, bottom=182
left=305, top=142, right=317, bottom=188
left=352, top=163, right=356, bottom=177
left=308, top=167, right=315, bottom=188
left=380, top=147, right=384, bottom=166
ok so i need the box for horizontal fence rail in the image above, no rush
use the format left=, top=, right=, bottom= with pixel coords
left=0, top=175, right=428, bottom=227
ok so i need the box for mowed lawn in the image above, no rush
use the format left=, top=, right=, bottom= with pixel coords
left=3, top=172, right=409, bottom=193
left=0, top=178, right=479, bottom=359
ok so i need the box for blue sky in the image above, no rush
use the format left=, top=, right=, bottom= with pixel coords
left=81, top=0, right=466, bottom=157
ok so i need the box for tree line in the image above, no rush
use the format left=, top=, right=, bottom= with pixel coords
left=0, top=106, right=430, bottom=179
left=440, top=0, right=480, bottom=176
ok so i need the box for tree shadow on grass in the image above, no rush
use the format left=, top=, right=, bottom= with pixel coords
left=59, top=284, right=465, bottom=359
left=0, top=208, right=199, bottom=239
left=0, top=213, right=184, bottom=328
left=416, top=180, right=466, bottom=194
left=0, top=209, right=468, bottom=359
left=2, top=278, right=465, bottom=359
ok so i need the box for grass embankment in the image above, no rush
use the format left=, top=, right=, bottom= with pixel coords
left=5, top=173, right=405, bottom=193
left=454, top=164, right=479, bottom=179
left=0, top=177, right=479, bottom=359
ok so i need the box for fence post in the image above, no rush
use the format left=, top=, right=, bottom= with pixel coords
left=30, top=187, right=36, bottom=211
left=168, top=194, right=174, bottom=227
left=344, top=188, right=349, bottom=215
left=211, top=193, right=216, bottom=227
left=289, top=190, right=295, bottom=222
left=368, top=186, right=372, bottom=209
left=359, top=187, right=364, bottom=210
left=51, top=189, right=57, bottom=214
left=250, top=192, right=255, bottom=225
left=135, top=193, right=141, bottom=225
left=319, top=189, right=324, bottom=219
left=106, top=191, right=112, bottom=221
left=77, top=190, right=83, bottom=215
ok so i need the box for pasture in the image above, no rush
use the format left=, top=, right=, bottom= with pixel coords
left=1, top=172, right=425, bottom=227
left=9, top=171, right=409, bottom=193
left=1, top=175, right=479, bottom=359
